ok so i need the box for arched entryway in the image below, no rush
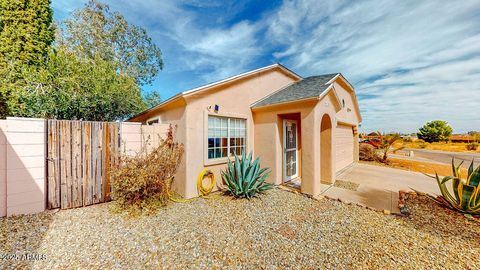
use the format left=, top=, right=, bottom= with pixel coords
left=320, top=114, right=333, bottom=184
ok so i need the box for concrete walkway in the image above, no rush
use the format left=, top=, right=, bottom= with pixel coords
left=318, top=163, right=439, bottom=214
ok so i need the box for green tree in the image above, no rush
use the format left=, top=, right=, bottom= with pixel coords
left=10, top=48, right=146, bottom=121
left=417, top=120, right=453, bottom=143
left=142, top=90, right=162, bottom=109
left=0, top=0, right=54, bottom=68
left=0, top=0, right=55, bottom=118
left=468, top=131, right=480, bottom=143
left=1, top=0, right=163, bottom=121
left=59, top=0, right=163, bottom=85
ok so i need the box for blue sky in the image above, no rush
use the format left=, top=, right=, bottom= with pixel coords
left=52, top=0, right=480, bottom=133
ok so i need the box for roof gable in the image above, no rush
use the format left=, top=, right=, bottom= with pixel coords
left=332, top=74, right=363, bottom=122
left=251, top=73, right=338, bottom=108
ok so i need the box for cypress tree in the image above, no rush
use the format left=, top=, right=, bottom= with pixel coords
left=0, top=0, right=55, bottom=68
left=0, top=0, right=54, bottom=117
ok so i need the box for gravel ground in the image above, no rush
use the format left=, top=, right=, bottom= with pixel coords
left=1, top=189, right=479, bottom=269
left=333, top=180, right=359, bottom=191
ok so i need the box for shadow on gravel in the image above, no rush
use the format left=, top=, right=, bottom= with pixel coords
left=403, top=196, right=480, bottom=247
left=0, top=211, right=55, bottom=269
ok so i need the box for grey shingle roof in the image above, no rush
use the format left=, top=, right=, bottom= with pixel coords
left=251, top=73, right=339, bottom=108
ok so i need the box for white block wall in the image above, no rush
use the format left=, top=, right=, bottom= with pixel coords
left=0, top=120, right=6, bottom=217
left=120, top=122, right=169, bottom=156
left=5, top=117, right=46, bottom=216
left=0, top=119, right=169, bottom=217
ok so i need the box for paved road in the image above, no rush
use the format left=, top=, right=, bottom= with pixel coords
left=397, top=148, right=480, bottom=168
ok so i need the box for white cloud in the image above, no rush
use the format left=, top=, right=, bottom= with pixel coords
left=267, top=0, right=480, bottom=133
left=52, top=0, right=480, bottom=132
left=105, top=1, right=263, bottom=81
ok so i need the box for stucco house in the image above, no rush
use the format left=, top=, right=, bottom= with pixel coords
left=129, top=64, right=362, bottom=198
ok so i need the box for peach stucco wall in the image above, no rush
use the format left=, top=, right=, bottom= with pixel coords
left=130, top=69, right=361, bottom=199
left=333, top=80, right=361, bottom=124
left=334, top=80, right=361, bottom=163
left=181, top=69, right=299, bottom=198
left=253, top=100, right=317, bottom=187
left=253, top=87, right=355, bottom=197
left=129, top=98, right=188, bottom=196
left=153, top=100, right=188, bottom=196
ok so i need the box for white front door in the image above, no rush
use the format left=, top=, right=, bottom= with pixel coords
left=283, top=119, right=298, bottom=182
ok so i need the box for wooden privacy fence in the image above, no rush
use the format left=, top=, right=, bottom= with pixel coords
left=47, top=120, right=119, bottom=209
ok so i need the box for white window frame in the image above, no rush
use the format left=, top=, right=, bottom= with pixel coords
left=204, top=112, right=248, bottom=166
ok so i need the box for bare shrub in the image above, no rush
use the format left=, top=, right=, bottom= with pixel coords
left=466, top=142, right=479, bottom=151
left=111, top=125, right=184, bottom=214
left=359, top=144, right=380, bottom=162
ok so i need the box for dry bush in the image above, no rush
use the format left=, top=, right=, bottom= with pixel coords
left=412, top=139, right=428, bottom=148
left=111, top=125, right=184, bottom=214
left=466, top=142, right=479, bottom=151
left=418, top=142, right=428, bottom=149
left=359, top=144, right=380, bottom=162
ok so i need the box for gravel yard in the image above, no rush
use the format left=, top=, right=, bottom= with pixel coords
left=1, top=189, right=479, bottom=269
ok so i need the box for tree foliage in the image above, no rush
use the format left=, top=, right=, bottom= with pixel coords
left=0, top=0, right=163, bottom=120
left=142, top=90, right=162, bottom=109
left=59, top=0, right=163, bottom=85
left=0, top=0, right=55, bottom=68
left=9, top=48, right=146, bottom=121
left=0, top=0, right=55, bottom=118
left=417, top=120, right=453, bottom=143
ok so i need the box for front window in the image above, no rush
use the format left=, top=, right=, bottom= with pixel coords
left=208, top=116, right=246, bottom=159
left=147, top=118, right=159, bottom=125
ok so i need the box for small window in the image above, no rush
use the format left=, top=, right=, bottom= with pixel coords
left=342, top=99, right=345, bottom=108
left=147, top=119, right=159, bottom=125
left=207, top=115, right=246, bottom=159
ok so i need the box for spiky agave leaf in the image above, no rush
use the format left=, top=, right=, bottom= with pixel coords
left=433, top=159, right=480, bottom=214
left=221, top=152, right=273, bottom=198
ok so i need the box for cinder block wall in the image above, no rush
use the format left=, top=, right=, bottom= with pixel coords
left=0, top=119, right=169, bottom=217
left=119, top=122, right=169, bottom=156
left=5, top=118, right=46, bottom=216
left=0, top=120, right=7, bottom=217
left=120, top=122, right=142, bottom=156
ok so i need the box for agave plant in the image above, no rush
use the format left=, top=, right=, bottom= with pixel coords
left=429, top=158, right=480, bottom=215
left=221, top=151, right=273, bottom=198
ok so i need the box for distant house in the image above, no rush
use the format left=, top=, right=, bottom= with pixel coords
left=130, top=64, right=362, bottom=199
left=450, top=135, right=475, bottom=143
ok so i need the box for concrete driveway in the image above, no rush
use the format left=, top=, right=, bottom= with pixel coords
left=319, top=163, right=439, bottom=214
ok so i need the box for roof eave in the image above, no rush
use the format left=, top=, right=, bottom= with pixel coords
left=128, top=94, right=184, bottom=121
left=129, top=63, right=302, bottom=121
left=251, top=96, right=319, bottom=110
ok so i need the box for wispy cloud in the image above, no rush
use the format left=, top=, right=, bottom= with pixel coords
left=52, top=0, right=480, bottom=133
left=267, top=0, right=480, bottom=133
